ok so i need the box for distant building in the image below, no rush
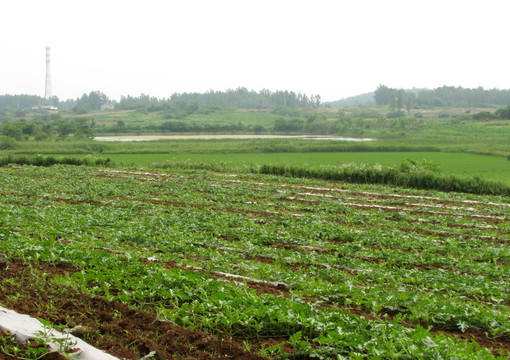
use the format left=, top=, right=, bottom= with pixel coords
left=101, top=103, right=115, bottom=111
left=32, top=105, right=58, bottom=111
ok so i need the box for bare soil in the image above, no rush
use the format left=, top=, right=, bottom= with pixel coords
left=0, top=260, right=267, bottom=360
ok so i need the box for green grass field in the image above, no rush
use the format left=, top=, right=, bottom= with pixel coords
left=97, top=152, right=510, bottom=185
left=3, top=106, right=510, bottom=187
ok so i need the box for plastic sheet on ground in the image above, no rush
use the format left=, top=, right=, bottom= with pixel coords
left=0, top=306, right=119, bottom=360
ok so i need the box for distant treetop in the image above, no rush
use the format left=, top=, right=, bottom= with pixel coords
left=117, top=88, right=321, bottom=110
left=374, top=85, right=510, bottom=108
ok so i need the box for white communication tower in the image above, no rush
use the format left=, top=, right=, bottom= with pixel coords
left=44, top=46, right=52, bottom=99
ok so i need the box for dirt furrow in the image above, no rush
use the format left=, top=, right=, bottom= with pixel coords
left=0, top=260, right=267, bottom=360
left=152, top=252, right=510, bottom=357
left=219, top=178, right=510, bottom=209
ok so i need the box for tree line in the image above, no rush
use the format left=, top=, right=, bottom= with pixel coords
left=374, top=85, right=510, bottom=108
left=0, top=92, right=110, bottom=113
left=0, top=88, right=321, bottom=113
left=2, top=85, right=510, bottom=114
left=117, top=88, right=321, bottom=110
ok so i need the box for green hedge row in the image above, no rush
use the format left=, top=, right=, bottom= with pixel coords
left=0, top=155, right=112, bottom=167
left=258, top=163, right=510, bottom=196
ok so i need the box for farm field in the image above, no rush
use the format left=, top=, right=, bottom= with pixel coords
left=0, top=164, right=509, bottom=359
left=96, top=151, right=510, bottom=185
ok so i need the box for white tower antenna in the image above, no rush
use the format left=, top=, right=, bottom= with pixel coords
left=44, top=46, right=52, bottom=99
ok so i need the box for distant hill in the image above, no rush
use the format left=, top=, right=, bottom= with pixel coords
left=324, top=92, right=375, bottom=108
left=325, top=88, right=428, bottom=108
left=326, top=86, right=510, bottom=109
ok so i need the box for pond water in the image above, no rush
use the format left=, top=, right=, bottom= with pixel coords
left=94, top=134, right=374, bottom=142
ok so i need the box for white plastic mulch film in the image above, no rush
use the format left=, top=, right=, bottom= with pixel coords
left=0, top=306, right=119, bottom=360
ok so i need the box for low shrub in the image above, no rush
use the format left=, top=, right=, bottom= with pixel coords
left=0, top=136, right=18, bottom=150
left=386, top=111, right=405, bottom=119
left=257, top=161, right=510, bottom=196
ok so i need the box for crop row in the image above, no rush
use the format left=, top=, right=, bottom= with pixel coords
left=0, top=164, right=508, bottom=358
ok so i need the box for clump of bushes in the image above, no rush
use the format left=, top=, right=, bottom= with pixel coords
left=471, top=111, right=496, bottom=121
left=386, top=111, right=406, bottom=119
left=0, top=136, right=18, bottom=150
left=495, top=106, right=510, bottom=120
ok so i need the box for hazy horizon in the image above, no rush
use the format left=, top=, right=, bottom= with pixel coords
left=2, top=0, right=509, bottom=102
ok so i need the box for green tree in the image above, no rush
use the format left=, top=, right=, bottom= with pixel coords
left=495, top=106, right=510, bottom=119
left=57, top=121, right=75, bottom=137
left=374, top=85, right=394, bottom=106
left=391, top=89, right=406, bottom=111
left=75, top=91, right=110, bottom=112
left=273, top=117, right=304, bottom=133
left=252, top=124, right=265, bottom=134
left=0, top=136, right=18, bottom=149
left=87, top=91, right=109, bottom=111
left=0, top=122, right=23, bottom=140
left=114, top=120, right=126, bottom=134
left=406, top=92, right=416, bottom=114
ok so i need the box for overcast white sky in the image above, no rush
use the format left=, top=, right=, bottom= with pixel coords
left=1, top=0, right=509, bottom=102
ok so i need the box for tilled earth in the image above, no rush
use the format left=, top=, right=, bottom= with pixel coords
left=2, top=258, right=508, bottom=359
left=0, top=260, right=268, bottom=360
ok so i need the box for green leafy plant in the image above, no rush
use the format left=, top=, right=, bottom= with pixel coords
left=0, top=164, right=508, bottom=358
